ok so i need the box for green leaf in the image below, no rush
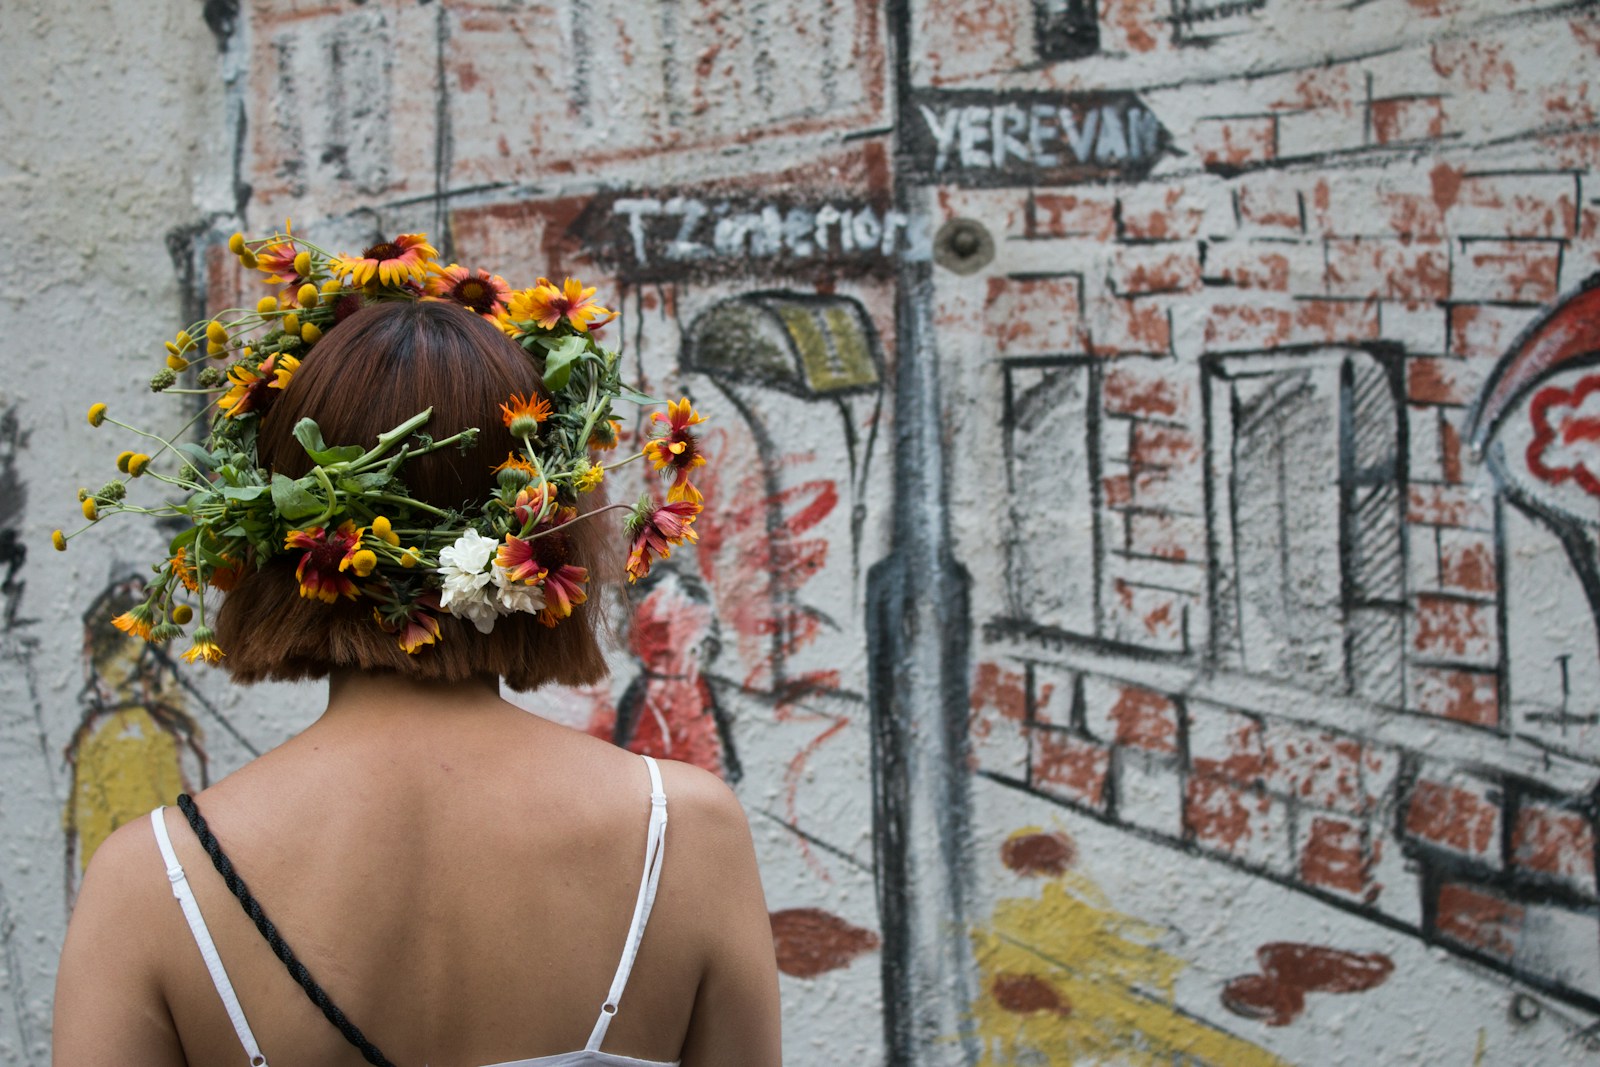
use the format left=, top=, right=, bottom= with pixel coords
left=292, top=418, right=364, bottom=466
left=338, top=472, right=390, bottom=494
left=220, top=484, right=270, bottom=501
left=541, top=334, right=590, bottom=392
left=167, top=527, right=199, bottom=554
left=270, top=473, right=327, bottom=521
left=175, top=442, right=218, bottom=473
left=616, top=384, right=660, bottom=405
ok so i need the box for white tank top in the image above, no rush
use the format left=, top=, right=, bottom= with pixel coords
left=150, top=754, right=678, bottom=1067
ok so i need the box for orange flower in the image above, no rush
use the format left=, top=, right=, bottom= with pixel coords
left=207, top=556, right=244, bottom=591
left=426, top=263, right=511, bottom=319
left=330, top=233, right=439, bottom=287
left=589, top=417, right=623, bottom=452
left=624, top=498, right=700, bottom=583
left=508, top=277, right=616, bottom=333
left=644, top=397, right=708, bottom=503
left=500, top=392, right=553, bottom=437
left=181, top=627, right=225, bottom=665
left=169, top=546, right=199, bottom=593
left=374, top=602, right=443, bottom=655
left=284, top=520, right=365, bottom=603
left=111, top=604, right=156, bottom=640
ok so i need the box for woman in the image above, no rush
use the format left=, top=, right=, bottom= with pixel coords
left=53, top=294, right=782, bottom=1065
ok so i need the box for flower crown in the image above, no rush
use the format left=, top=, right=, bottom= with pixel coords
left=60, top=226, right=707, bottom=665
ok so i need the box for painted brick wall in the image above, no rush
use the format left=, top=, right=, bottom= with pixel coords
left=10, top=0, right=1600, bottom=1064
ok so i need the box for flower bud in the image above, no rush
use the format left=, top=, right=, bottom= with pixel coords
left=172, top=604, right=194, bottom=625
left=197, top=367, right=226, bottom=387
left=97, top=482, right=126, bottom=502
left=239, top=249, right=259, bottom=269
left=87, top=403, right=107, bottom=427
left=51, top=530, right=66, bottom=552
left=294, top=251, right=312, bottom=277
left=372, top=515, right=399, bottom=546
left=128, top=453, right=151, bottom=477
left=301, top=322, right=322, bottom=344
left=165, top=341, right=182, bottom=356
left=149, top=622, right=183, bottom=643
left=228, top=233, right=246, bottom=254
left=151, top=368, right=178, bottom=391
left=322, top=278, right=344, bottom=295
left=116, top=451, right=135, bottom=473
left=400, top=547, right=422, bottom=569
left=166, top=354, right=189, bottom=371
left=81, top=498, right=98, bottom=521
left=257, top=295, right=279, bottom=314
left=176, top=330, right=193, bottom=348
left=351, top=549, right=378, bottom=577
left=282, top=313, right=300, bottom=336
left=297, top=283, right=319, bottom=307
left=206, top=320, right=229, bottom=346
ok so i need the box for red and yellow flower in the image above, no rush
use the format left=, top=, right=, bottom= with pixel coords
left=374, top=599, right=443, bottom=655
left=644, top=397, right=708, bottom=503
left=257, top=237, right=308, bottom=308
left=507, top=277, right=616, bottom=333
left=330, top=233, right=439, bottom=287
left=624, top=497, right=701, bottom=583
left=426, top=263, right=511, bottom=319
left=219, top=353, right=300, bottom=418
left=284, top=520, right=366, bottom=603
left=495, top=533, right=548, bottom=586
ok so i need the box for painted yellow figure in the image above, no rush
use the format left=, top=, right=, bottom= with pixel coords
left=970, top=826, right=1286, bottom=1067
left=63, top=578, right=205, bottom=897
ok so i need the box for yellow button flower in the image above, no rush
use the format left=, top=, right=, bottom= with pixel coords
left=86, top=403, right=107, bottom=427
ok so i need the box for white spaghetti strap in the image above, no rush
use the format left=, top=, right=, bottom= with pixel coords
left=584, top=755, right=669, bottom=1052
left=150, top=808, right=270, bottom=1067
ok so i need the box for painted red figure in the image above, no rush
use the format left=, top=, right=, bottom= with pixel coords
left=614, top=568, right=741, bottom=782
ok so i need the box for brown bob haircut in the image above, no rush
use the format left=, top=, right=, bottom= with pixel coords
left=215, top=299, right=612, bottom=690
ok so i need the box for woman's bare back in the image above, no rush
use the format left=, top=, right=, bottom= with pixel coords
left=55, top=674, right=780, bottom=1067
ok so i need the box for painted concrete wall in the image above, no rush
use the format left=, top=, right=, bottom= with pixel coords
left=5, top=0, right=1600, bottom=1063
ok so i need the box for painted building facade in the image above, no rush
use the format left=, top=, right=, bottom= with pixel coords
left=5, top=0, right=1600, bottom=1062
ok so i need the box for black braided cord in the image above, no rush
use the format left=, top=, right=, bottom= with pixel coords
left=176, top=794, right=397, bottom=1067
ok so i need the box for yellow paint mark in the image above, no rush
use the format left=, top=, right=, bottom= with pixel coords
left=1472, top=1027, right=1487, bottom=1066
left=67, top=708, right=185, bottom=870
left=971, top=872, right=1290, bottom=1067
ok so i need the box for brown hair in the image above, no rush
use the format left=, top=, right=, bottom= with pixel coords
left=214, top=300, right=612, bottom=690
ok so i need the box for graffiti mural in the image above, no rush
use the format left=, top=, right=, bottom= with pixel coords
left=14, top=0, right=1600, bottom=1064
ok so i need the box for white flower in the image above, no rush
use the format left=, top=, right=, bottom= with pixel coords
left=437, top=530, right=502, bottom=632
left=493, top=564, right=547, bottom=616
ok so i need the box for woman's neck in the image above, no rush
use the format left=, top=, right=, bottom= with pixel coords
left=320, top=670, right=504, bottom=723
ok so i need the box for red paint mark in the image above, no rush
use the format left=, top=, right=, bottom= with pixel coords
left=1512, top=804, right=1597, bottom=883
left=1412, top=593, right=1493, bottom=659
left=1130, top=424, right=1197, bottom=468
left=1439, top=416, right=1464, bottom=484
left=970, top=662, right=1034, bottom=726
left=1102, top=473, right=1132, bottom=508
left=1436, top=883, right=1523, bottom=959
left=1032, top=731, right=1111, bottom=808
left=1001, top=831, right=1076, bottom=876
left=783, top=717, right=851, bottom=881
left=1103, top=368, right=1187, bottom=419
left=1186, top=776, right=1258, bottom=850
left=1405, top=780, right=1500, bottom=856
left=769, top=908, right=880, bottom=978
left=1441, top=538, right=1496, bottom=595
left=1527, top=373, right=1600, bottom=498
left=1222, top=943, right=1394, bottom=1025
left=1412, top=667, right=1500, bottom=727
left=1192, top=716, right=1265, bottom=784
left=1573, top=16, right=1600, bottom=56
left=1300, top=816, right=1369, bottom=896
left=992, top=973, right=1072, bottom=1016
left=1431, top=41, right=1515, bottom=92
left=1109, top=686, right=1178, bottom=753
